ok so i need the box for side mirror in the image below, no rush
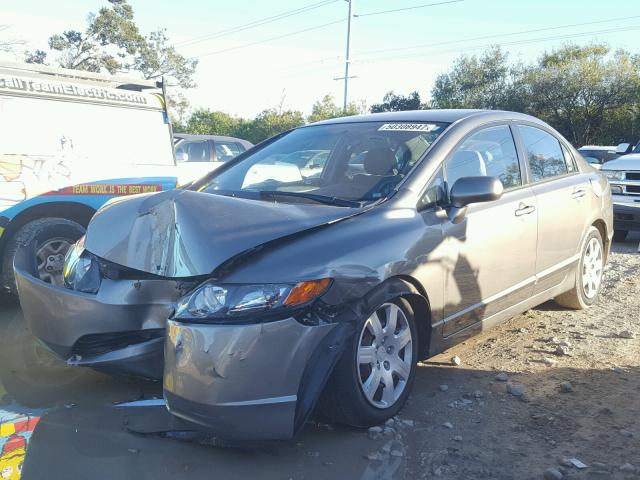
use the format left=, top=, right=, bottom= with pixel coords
left=177, top=151, right=189, bottom=162
left=447, top=176, right=504, bottom=224
left=616, top=143, right=631, bottom=155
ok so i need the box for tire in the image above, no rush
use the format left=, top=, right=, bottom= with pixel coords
left=613, top=229, right=628, bottom=242
left=319, top=297, right=418, bottom=427
left=555, top=226, right=604, bottom=310
left=1, top=218, right=85, bottom=294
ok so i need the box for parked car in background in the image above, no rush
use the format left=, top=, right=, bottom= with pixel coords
left=601, top=153, right=640, bottom=241
left=173, top=134, right=253, bottom=179
left=0, top=61, right=211, bottom=293
left=16, top=110, right=612, bottom=439
left=578, top=145, right=621, bottom=168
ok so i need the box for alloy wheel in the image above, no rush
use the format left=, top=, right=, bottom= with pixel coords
left=36, top=238, right=73, bottom=287
left=357, top=302, right=413, bottom=409
left=582, top=237, right=603, bottom=299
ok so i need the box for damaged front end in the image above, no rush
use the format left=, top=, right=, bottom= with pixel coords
left=14, top=241, right=196, bottom=379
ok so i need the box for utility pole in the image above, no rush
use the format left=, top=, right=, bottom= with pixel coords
left=334, top=0, right=356, bottom=113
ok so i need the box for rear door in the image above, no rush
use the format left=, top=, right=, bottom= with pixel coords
left=441, top=124, right=538, bottom=336
left=515, top=124, right=590, bottom=293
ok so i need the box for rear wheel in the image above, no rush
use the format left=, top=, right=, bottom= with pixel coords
left=555, top=226, right=604, bottom=310
left=1, top=218, right=85, bottom=293
left=613, top=229, right=628, bottom=242
left=319, top=297, right=418, bottom=427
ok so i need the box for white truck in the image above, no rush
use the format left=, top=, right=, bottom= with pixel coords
left=600, top=151, right=640, bottom=241
left=0, top=61, right=212, bottom=292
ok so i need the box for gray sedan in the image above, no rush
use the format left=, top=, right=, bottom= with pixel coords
left=15, top=110, right=613, bottom=439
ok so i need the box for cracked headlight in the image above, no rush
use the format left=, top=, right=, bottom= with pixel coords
left=174, top=279, right=331, bottom=321
left=602, top=170, right=625, bottom=182
left=63, top=236, right=101, bottom=293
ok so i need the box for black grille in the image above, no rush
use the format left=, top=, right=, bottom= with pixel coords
left=626, top=185, right=640, bottom=193
left=626, top=172, right=640, bottom=181
left=71, top=329, right=164, bottom=357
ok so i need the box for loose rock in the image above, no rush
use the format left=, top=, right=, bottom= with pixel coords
left=559, top=381, right=573, bottom=393
left=495, top=372, right=509, bottom=382
left=473, top=390, right=484, bottom=399
left=451, top=356, right=461, bottom=366
left=620, top=463, right=638, bottom=473
left=618, top=330, right=635, bottom=339
left=390, top=449, right=403, bottom=457
left=543, top=467, right=563, bottom=480
left=443, top=421, right=453, bottom=429
left=439, top=384, right=449, bottom=392
left=507, top=382, right=525, bottom=397
left=555, top=345, right=571, bottom=356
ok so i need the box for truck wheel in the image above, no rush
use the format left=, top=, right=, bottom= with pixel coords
left=318, top=297, right=418, bottom=427
left=555, top=226, right=604, bottom=310
left=1, top=218, right=85, bottom=294
left=613, top=229, right=628, bottom=242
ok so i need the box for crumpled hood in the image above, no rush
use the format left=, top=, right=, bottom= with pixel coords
left=85, top=189, right=358, bottom=278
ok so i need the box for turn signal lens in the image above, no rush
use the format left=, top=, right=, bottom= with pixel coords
left=284, top=279, right=331, bottom=306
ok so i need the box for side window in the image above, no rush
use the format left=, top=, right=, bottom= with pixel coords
left=419, top=166, right=446, bottom=210
left=215, top=141, right=243, bottom=162
left=445, top=125, right=521, bottom=190
left=176, top=140, right=211, bottom=163
left=519, top=125, right=568, bottom=182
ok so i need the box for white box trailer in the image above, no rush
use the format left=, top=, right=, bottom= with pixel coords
left=0, top=61, right=210, bottom=292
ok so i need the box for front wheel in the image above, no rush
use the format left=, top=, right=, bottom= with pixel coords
left=555, top=226, right=604, bottom=310
left=1, top=218, right=85, bottom=293
left=319, top=297, right=418, bottom=427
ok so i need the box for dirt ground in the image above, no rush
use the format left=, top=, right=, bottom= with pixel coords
left=0, top=237, right=638, bottom=480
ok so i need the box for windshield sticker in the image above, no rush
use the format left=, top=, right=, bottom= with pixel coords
left=378, top=123, right=439, bottom=132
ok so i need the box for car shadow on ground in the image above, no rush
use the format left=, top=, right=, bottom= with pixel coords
left=10, top=363, right=638, bottom=480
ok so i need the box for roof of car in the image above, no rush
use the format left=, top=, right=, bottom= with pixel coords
left=307, top=109, right=539, bottom=126
left=579, top=145, right=617, bottom=150
left=174, top=133, right=253, bottom=146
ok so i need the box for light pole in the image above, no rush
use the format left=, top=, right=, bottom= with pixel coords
left=343, top=0, right=354, bottom=112
left=334, top=0, right=356, bottom=112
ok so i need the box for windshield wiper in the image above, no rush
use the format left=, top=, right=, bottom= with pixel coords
left=258, top=190, right=362, bottom=208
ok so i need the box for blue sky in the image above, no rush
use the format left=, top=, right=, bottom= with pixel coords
left=2, top=0, right=638, bottom=117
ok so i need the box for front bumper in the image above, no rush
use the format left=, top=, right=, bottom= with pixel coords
left=613, top=202, right=640, bottom=232
left=163, top=318, right=345, bottom=440
left=13, top=246, right=183, bottom=379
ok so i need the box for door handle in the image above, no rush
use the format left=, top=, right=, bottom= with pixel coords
left=515, top=204, right=536, bottom=216
left=571, top=188, right=586, bottom=199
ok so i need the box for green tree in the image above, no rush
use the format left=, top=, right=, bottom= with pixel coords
left=184, top=109, right=241, bottom=136
left=308, top=94, right=363, bottom=122
left=24, top=0, right=197, bottom=88
left=133, top=29, right=197, bottom=88
left=370, top=91, right=423, bottom=113
left=241, top=109, right=306, bottom=144
left=431, top=47, right=524, bottom=110
left=523, top=44, right=640, bottom=145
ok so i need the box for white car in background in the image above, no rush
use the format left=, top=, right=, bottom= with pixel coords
left=601, top=153, right=640, bottom=241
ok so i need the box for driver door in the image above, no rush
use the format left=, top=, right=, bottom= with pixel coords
left=440, top=124, right=538, bottom=337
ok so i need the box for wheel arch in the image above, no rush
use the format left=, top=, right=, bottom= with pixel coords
left=365, top=275, right=433, bottom=361
left=0, top=202, right=96, bottom=254
left=591, top=218, right=609, bottom=262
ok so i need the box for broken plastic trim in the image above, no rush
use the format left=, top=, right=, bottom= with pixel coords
left=70, top=328, right=164, bottom=358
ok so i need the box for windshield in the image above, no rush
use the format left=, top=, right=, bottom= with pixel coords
left=196, top=121, right=447, bottom=204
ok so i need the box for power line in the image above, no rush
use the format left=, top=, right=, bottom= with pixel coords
left=355, top=14, right=640, bottom=57
left=176, top=0, right=340, bottom=48
left=196, top=19, right=346, bottom=58
left=355, top=24, right=640, bottom=64
left=278, top=15, right=640, bottom=71
left=354, top=0, right=464, bottom=18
